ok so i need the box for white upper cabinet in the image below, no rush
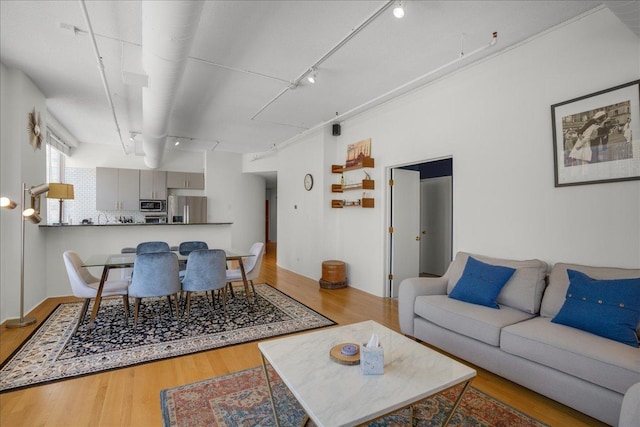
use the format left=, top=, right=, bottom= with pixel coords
left=139, top=170, right=167, bottom=200
left=167, top=171, right=204, bottom=189
left=96, top=167, right=140, bottom=211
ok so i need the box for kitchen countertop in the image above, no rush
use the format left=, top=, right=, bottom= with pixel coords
left=40, top=222, right=233, bottom=227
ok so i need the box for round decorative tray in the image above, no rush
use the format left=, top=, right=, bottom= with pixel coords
left=329, top=343, right=360, bottom=365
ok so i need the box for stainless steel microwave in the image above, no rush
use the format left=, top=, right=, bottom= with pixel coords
left=139, top=199, right=166, bottom=212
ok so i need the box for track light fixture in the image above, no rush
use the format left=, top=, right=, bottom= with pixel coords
left=393, top=0, right=405, bottom=18
left=307, top=68, right=318, bottom=84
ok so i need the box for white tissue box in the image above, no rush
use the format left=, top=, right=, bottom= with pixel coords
left=360, top=343, right=384, bottom=375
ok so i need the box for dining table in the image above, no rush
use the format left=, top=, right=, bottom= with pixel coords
left=81, top=249, right=254, bottom=330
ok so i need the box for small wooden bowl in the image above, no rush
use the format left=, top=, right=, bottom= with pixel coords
left=329, top=343, right=360, bottom=365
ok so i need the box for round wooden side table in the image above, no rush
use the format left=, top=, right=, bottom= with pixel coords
left=319, top=260, right=347, bottom=289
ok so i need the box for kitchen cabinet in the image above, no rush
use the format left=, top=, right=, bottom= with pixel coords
left=167, top=171, right=204, bottom=189
left=139, top=170, right=167, bottom=199
left=96, top=167, right=140, bottom=211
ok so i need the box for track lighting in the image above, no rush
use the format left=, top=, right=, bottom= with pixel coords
left=307, top=68, right=317, bottom=84
left=393, top=0, right=405, bottom=18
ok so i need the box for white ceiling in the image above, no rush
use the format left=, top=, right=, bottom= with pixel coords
left=1, top=1, right=636, bottom=163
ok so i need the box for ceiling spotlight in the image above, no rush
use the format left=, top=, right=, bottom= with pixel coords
left=175, top=139, right=180, bottom=146
left=307, top=68, right=317, bottom=84
left=393, top=0, right=405, bottom=18
left=129, top=132, right=135, bottom=142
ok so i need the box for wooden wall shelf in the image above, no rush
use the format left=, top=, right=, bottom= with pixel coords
left=331, top=179, right=374, bottom=193
left=331, top=198, right=374, bottom=208
left=331, top=157, right=375, bottom=173
left=331, top=157, right=375, bottom=209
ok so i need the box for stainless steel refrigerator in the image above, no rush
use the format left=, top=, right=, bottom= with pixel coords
left=167, top=195, right=207, bottom=224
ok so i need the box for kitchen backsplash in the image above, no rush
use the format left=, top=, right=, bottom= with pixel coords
left=61, top=167, right=145, bottom=224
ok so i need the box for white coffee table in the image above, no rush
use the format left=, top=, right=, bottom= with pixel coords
left=258, top=320, right=476, bottom=427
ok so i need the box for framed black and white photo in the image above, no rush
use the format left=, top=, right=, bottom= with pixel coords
left=551, top=80, right=640, bottom=187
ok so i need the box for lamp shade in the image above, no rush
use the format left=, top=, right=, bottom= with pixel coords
left=47, top=183, right=74, bottom=200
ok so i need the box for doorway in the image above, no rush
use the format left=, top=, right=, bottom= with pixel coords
left=388, top=158, right=453, bottom=297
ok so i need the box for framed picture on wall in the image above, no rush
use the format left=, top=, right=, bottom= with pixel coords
left=551, top=80, right=640, bottom=187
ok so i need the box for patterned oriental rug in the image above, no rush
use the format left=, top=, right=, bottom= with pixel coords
left=161, top=367, right=549, bottom=427
left=0, top=284, right=335, bottom=393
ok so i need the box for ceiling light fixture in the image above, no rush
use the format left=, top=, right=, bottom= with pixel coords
left=175, top=139, right=180, bottom=146
left=129, top=132, right=136, bottom=142
left=307, top=68, right=318, bottom=84
left=393, top=0, right=405, bottom=18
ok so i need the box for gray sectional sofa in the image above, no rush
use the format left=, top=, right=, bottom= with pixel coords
left=398, top=251, right=640, bottom=426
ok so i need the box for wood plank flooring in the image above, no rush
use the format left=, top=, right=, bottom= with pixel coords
left=0, top=242, right=607, bottom=426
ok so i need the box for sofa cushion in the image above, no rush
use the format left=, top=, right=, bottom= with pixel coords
left=541, top=263, right=640, bottom=333
left=445, top=252, right=547, bottom=314
left=501, top=317, right=640, bottom=395
left=414, top=295, right=536, bottom=347
left=551, top=270, right=640, bottom=347
left=448, top=256, right=515, bottom=309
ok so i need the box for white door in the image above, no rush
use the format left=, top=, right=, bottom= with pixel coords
left=390, top=168, right=420, bottom=297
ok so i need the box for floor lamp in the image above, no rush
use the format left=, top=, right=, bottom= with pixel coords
left=0, top=182, right=49, bottom=328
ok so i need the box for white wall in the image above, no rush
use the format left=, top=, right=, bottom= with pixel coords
left=275, top=8, right=640, bottom=297
left=0, top=64, right=49, bottom=322
left=205, top=150, right=265, bottom=250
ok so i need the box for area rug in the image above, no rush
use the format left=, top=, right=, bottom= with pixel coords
left=0, top=283, right=335, bottom=393
left=161, top=367, right=548, bottom=427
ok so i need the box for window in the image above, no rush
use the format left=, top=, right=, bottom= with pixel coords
left=46, top=131, right=67, bottom=223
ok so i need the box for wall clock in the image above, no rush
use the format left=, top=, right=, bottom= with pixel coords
left=28, top=108, right=42, bottom=151
left=304, top=173, right=314, bottom=191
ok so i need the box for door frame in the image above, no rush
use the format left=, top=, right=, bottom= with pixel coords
left=384, top=156, right=453, bottom=297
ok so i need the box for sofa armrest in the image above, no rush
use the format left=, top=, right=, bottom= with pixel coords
left=619, top=382, right=640, bottom=427
left=398, top=276, right=448, bottom=336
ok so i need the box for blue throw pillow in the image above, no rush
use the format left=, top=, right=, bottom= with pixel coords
left=448, top=256, right=516, bottom=309
left=551, top=270, right=640, bottom=347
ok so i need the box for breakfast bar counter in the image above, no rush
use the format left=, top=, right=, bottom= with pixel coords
left=41, top=222, right=235, bottom=297
left=39, top=222, right=233, bottom=227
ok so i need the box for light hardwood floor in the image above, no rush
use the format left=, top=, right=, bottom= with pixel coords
left=1, top=242, right=607, bottom=426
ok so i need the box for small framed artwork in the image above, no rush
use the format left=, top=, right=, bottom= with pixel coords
left=551, top=80, right=639, bottom=187
left=346, top=138, right=372, bottom=167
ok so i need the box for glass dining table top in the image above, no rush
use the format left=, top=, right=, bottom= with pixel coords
left=82, top=249, right=252, bottom=267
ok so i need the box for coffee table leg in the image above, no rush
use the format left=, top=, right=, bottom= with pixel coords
left=261, top=353, right=281, bottom=427
left=442, top=380, right=472, bottom=426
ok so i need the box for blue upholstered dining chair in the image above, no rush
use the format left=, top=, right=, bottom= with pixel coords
left=128, top=251, right=181, bottom=328
left=63, top=250, right=130, bottom=335
left=226, top=242, right=265, bottom=297
left=181, top=249, right=228, bottom=319
left=178, top=241, right=208, bottom=255
left=135, top=241, right=170, bottom=255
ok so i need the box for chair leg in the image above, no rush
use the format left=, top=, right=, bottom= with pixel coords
left=73, top=299, right=91, bottom=336
left=221, top=287, right=228, bottom=320
left=184, top=292, right=192, bottom=319
left=227, top=282, right=235, bottom=298
left=173, top=293, right=180, bottom=319
left=122, top=295, right=130, bottom=321
left=250, top=279, right=257, bottom=296
left=166, top=295, right=173, bottom=317
left=133, top=298, right=141, bottom=328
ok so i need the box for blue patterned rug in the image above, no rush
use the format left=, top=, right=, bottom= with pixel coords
left=0, top=284, right=334, bottom=393
left=160, top=367, right=549, bottom=427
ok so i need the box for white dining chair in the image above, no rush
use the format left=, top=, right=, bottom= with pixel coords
left=226, top=242, right=265, bottom=297
left=63, top=250, right=130, bottom=335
